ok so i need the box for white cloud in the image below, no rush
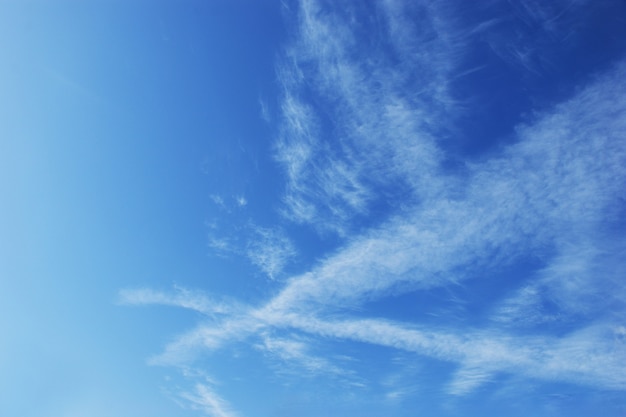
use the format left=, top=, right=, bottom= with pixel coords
left=207, top=236, right=236, bottom=258
left=118, top=286, right=244, bottom=317
left=180, top=384, right=238, bottom=417
left=245, top=226, right=296, bottom=280
left=258, top=96, right=271, bottom=124
left=137, top=297, right=626, bottom=393
left=210, top=195, right=226, bottom=210
left=122, top=0, right=626, bottom=408
left=235, top=195, right=247, bottom=207
left=255, top=333, right=346, bottom=377
left=274, top=0, right=459, bottom=234
left=148, top=316, right=261, bottom=367
left=205, top=220, right=297, bottom=278
left=125, top=56, right=626, bottom=395
left=286, top=317, right=626, bottom=393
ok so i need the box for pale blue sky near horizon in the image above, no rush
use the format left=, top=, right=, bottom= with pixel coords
left=2, top=1, right=626, bottom=416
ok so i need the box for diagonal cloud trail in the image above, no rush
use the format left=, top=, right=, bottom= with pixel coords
left=267, top=58, right=626, bottom=315
left=121, top=0, right=626, bottom=412
left=151, top=56, right=623, bottom=390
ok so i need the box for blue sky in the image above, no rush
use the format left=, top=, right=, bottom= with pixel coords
left=2, top=0, right=626, bottom=416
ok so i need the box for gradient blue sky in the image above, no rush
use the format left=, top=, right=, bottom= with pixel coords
left=2, top=1, right=626, bottom=416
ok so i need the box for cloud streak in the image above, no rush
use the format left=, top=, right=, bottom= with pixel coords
left=274, top=0, right=458, bottom=234
left=122, top=0, right=626, bottom=414
left=180, top=384, right=238, bottom=417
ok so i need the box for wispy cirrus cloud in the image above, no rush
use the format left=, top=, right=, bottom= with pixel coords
left=274, top=0, right=458, bottom=234
left=122, top=0, right=626, bottom=414
left=130, top=55, right=626, bottom=397
left=118, top=286, right=245, bottom=317
left=254, top=333, right=348, bottom=378
left=180, top=384, right=238, bottom=417
left=492, top=239, right=626, bottom=327
left=123, top=287, right=626, bottom=395
left=206, top=217, right=296, bottom=280
left=245, top=226, right=296, bottom=280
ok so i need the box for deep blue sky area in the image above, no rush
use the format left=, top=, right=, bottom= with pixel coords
left=2, top=1, right=626, bottom=416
